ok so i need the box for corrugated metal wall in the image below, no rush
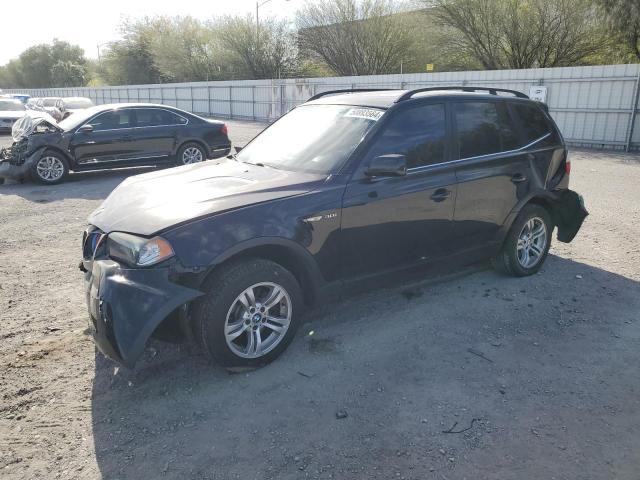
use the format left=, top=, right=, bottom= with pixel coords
left=7, top=64, right=640, bottom=151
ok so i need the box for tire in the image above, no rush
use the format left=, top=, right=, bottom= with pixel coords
left=176, top=142, right=206, bottom=166
left=30, top=151, right=69, bottom=185
left=192, top=258, right=303, bottom=369
left=491, top=204, right=552, bottom=277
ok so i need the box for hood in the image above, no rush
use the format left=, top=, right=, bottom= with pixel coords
left=11, top=115, right=61, bottom=141
left=88, top=159, right=327, bottom=235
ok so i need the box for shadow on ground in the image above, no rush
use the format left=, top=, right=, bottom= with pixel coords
left=90, top=255, right=640, bottom=480
left=0, top=166, right=162, bottom=202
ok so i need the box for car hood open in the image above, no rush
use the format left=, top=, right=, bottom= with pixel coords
left=88, top=159, right=327, bottom=236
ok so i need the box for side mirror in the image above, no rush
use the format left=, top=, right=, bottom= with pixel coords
left=365, top=154, right=407, bottom=178
left=78, top=124, right=93, bottom=133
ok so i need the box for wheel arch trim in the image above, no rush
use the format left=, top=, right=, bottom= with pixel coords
left=201, top=237, right=325, bottom=306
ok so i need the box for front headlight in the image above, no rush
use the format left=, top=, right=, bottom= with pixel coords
left=107, top=232, right=174, bottom=267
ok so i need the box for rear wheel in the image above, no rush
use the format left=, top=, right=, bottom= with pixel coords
left=491, top=204, right=552, bottom=277
left=177, top=142, right=206, bottom=166
left=192, top=259, right=303, bottom=368
left=30, top=151, right=68, bottom=185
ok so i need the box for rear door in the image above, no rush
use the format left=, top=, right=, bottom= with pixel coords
left=71, top=109, right=136, bottom=167
left=449, top=100, right=531, bottom=251
left=340, top=102, right=457, bottom=277
left=127, top=108, right=182, bottom=163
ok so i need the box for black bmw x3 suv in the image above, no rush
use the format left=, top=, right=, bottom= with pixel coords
left=0, top=103, right=230, bottom=184
left=81, top=87, right=587, bottom=369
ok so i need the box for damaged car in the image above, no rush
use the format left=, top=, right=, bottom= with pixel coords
left=0, top=98, right=56, bottom=133
left=60, top=97, right=94, bottom=119
left=81, top=87, right=588, bottom=369
left=0, top=103, right=230, bottom=184
left=28, top=97, right=65, bottom=122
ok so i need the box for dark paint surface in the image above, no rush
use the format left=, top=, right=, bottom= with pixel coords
left=83, top=92, right=588, bottom=367
left=13, top=104, right=230, bottom=173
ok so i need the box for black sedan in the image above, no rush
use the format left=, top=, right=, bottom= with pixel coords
left=0, top=103, right=230, bottom=184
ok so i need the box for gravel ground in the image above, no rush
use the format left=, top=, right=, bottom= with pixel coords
left=1, top=122, right=639, bottom=480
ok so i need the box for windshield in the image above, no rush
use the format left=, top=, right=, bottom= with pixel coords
left=57, top=106, right=102, bottom=131
left=0, top=100, right=26, bottom=111
left=64, top=98, right=93, bottom=109
left=43, top=98, right=58, bottom=107
left=236, top=104, right=383, bottom=174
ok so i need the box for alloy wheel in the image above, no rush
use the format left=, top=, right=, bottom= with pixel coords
left=36, top=156, right=64, bottom=182
left=516, top=217, right=547, bottom=268
left=182, top=147, right=203, bottom=164
left=224, top=282, right=292, bottom=359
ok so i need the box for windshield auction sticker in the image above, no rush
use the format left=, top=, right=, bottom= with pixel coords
left=344, top=108, right=384, bottom=121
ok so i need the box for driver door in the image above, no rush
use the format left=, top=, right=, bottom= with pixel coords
left=71, top=109, right=136, bottom=167
left=340, top=102, right=458, bottom=278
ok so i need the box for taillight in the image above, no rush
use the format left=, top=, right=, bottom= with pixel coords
left=221, top=124, right=228, bottom=136
left=565, top=160, right=571, bottom=175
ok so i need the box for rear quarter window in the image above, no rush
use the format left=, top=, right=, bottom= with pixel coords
left=512, top=103, right=554, bottom=144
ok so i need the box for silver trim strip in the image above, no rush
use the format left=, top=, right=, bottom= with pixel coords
left=406, top=133, right=552, bottom=174
left=78, top=154, right=171, bottom=164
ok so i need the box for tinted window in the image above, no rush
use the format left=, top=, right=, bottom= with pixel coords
left=454, top=102, right=519, bottom=158
left=366, top=103, right=446, bottom=169
left=135, top=109, right=187, bottom=127
left=89, top=110, right=133, bottom=131
left=513, top=104, right=551, bottom=143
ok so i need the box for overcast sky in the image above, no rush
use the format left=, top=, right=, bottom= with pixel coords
left=0, top=0, right=299, bottom=65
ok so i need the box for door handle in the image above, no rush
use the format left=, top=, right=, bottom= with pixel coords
left=430, top=188, right=451, bottom=202
left=511, top=174, right=527, bottom=183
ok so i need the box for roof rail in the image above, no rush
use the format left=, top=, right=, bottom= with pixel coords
left=307, top=88, right=397, bottom=102
left=395, top=86, right=528, bottom=102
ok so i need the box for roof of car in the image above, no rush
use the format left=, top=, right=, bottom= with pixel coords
left=91, top=102, right=179, bottom=111
left=305, top=89, right=532, bottom=109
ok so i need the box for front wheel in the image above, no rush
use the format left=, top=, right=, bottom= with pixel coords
left=192, top=259, right=303, bottom=368
left=491, top=204, right=552, bottom=277
left=30, top=151, right=68, bottom=185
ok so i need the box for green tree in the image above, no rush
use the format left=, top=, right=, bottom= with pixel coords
left=597, top=0, right=640, bottom=60
left=147, top=16, right=223, bottom=82
left=51, top=60, right=86, bottom=87
left=99, top=19, right=164, bottom=85
left=431, top=0, right=605, bottom=69
left=0, top=39, right=87, bottom=88
left=218, top=15, right=300, bottom=79
left=297, top=0, right=413, bottom=76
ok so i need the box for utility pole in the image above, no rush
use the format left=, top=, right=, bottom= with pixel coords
left=256, top=0, right=289, bottom=46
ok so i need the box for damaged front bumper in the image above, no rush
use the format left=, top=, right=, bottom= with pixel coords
left=84, top=259, right=203, bottom=368
left=0, top=142, right=43, bottom=181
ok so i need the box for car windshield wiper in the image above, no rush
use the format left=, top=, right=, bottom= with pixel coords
left=243, top=161, right=281, bottom=170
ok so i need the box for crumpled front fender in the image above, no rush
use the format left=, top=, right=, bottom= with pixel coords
left=86, top=260, right=203, bottom=367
